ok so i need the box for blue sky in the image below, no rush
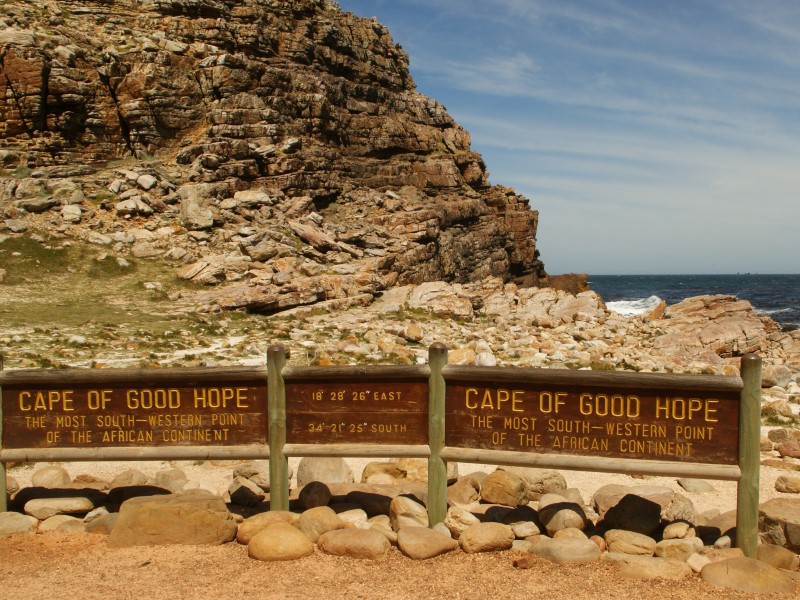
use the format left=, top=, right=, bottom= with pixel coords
left=336, top=0, right=800, bottom=275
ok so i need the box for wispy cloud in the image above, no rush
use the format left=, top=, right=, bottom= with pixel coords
left=425, top=52, right=541, bottom=96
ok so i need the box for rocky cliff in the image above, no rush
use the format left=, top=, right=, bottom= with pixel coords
left=0, top=0, right=547, bottom=312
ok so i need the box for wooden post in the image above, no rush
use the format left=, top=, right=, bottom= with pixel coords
left=736, top=353, right=762, bottom=558
left=268, top=345, right=289, bottom=511
left=427, top=343, right=448, bottom=526
left=0, top=354, right=6, bottom=512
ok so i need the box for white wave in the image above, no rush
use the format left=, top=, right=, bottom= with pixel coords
left=606, top=295, right=663, bottom=317
left=761, top=307, right=793, bottom=315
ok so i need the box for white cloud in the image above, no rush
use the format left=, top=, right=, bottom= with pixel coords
left=425, top=52, right=541, bottom=97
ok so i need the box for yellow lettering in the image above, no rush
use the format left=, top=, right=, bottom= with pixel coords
left=465, top=388, right=478, bottom=409
left=87, top=389, right=112, bottom=410
left=705, top=399, right=719, bottom=422
left=579, top=393, right=592, bottom=416
left=539, top=391, right=565, bottom=414
left=512, top=390, right=524, bottom=412
left=655, top=396, right=670, bottom=419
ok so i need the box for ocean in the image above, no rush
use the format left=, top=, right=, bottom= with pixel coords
left=587, top=274, right=800, bottom=331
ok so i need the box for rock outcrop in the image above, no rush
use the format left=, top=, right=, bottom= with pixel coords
left=1, top=0, right=546, bottom=314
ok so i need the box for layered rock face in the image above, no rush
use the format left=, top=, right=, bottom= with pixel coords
left=0, top=0, right=545, bottom=312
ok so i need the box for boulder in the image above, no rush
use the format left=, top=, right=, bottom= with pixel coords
left=232, top=460, right=274, bottom=491
left=108, top=491, right=237, bottom=547
left=85, top=513, right=118, bottom=535
left=297, top=506, right=346, bottom=543
left=389, top=495, right=429, bottom=530
left=248, top=522, right=314, bottom=562
left=759, top=498, right=800, bottom=552
left=687, top=553, right=711, bottom=573
left=298, top=481, right=332, bottom=510
left=763, top=364, right=794, bottom=387
left=110, top=469, right=150, bottom=488
left=654, top=538, right=703, bottom=561
left=501, top=505, right=541, bottom=538
left=662, top=521, right=695, bottom=540
left=344, top=489, right=396, bottom=518
left=296, top=457, right=354, bottom=487
left=38, top=515, right=85, bottom=533
left=700, top=557, right=795, bottom=593
left=0, top=512, right=37, bottom=537
left=444, top=506, right=481, bottom=539
left=757, top=542, right=800, bottom=571
left=153, top=468, right=188, bottom=493
left=179, top=184, right=215, bottom=230
left=397, top=526, right=458, bottom=560
left=528, top=536, right=601, bottom=564
left=537, top=493, right=588, bottom=536
left=775, top=475, right=800, bottom=494
left=479, top=470, right=527, bottom=507
left=24, top=497, right=95, bottom=520
left=777, top=439, right=800, bottom=459
left=228, top=476, right=266, bottom=507
left=601, top=493, right=662, bottom=535
left=608, top=554, right=693, bottom=580
left=236, top=511, right=300, bottom=545
left=604, top=529, right=657, bottom=556
left=447, top=476, right=481, bottom=506
left=704, top=548, right=744, bottom=562
left=337, top=508, right=369, bottom=529
left=552, top=527, right=587, bottom=540
left=317, top=528, right=390, bottom=559
left=407, top=282, right=473, bottom=318
left=361, top=461, right=404, bottom=482
left=459, top=522, right=514, bottom=554
left=498, top=467, right=567, bottom=501
left=676, top=478, right=715, bottom=494
left=31, top=465, right=71, bottom=488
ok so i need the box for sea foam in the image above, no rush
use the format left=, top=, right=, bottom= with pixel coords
left=606, top=295, right=663, bottom=317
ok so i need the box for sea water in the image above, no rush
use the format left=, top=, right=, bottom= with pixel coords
left=588, top=274, right=800, bottom=331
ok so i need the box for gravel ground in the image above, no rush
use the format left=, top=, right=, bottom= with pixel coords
left=2, top=532, right=797, bottom=600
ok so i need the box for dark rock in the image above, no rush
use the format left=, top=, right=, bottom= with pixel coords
left=105, top=485, right=172, bottom=512
left=601, top=494, right=662, bottom=535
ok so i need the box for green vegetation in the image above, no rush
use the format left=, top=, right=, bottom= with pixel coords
left=589, top=360, right=617, bottom=371
left=87, top=190, right=116, bottom=207
left=0, top=234, right=177, bottom=330
left=0, top=235, right=72, bottom=284
left=9, top=165, right=32, bottom=179
left=762, top=415, right=799, bottom=428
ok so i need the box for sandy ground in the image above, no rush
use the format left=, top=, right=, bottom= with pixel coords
left=2, top=532, right=798, bottom=600
left=2, top=449, right=799, bottom=600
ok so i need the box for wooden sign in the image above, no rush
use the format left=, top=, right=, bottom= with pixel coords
left=284, top=366, right=428, bottom=445
left=444, top=368, right=741, bottom=465
left=0, top=367, right=268, bottom=450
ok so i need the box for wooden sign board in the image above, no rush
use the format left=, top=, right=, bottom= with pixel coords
left=445, top=374, right=740, bottom=465
left=285, top=367, right=428, bottom=445
left=1, top=367, right=268, bottom=450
